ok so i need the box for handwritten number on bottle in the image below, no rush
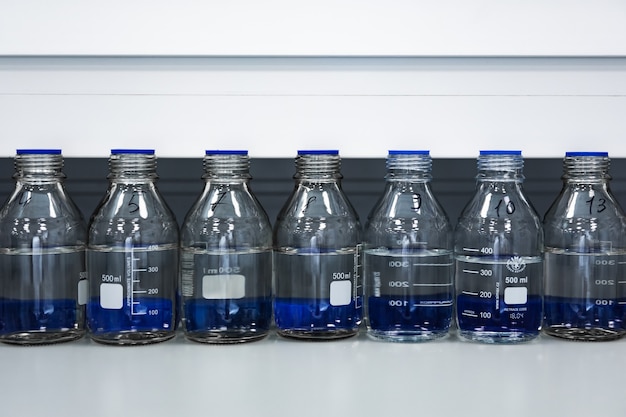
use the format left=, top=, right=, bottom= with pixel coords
left=128, top=193, right=139, bottom=214
left=586, top=196, right=607, bottom=214
left=494, top=198, right=515, bottom=217
left=18, top=192, right=31, bottom=206
left=211, top=191, right=227, bottom=211
left=303, top=196, right=317, bottom=212
left=411, top=194, right=422, bottom=211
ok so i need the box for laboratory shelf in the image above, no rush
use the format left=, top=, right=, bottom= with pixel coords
left=0, top=330, right=623, bottom=417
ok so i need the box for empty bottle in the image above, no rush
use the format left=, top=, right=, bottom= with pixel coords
left=274, top=150, right=362, bottom=340
left=455, top=150, right=543, bottom=343
left=364, top=151, right=453, bottom=342
left=0, top=149, right=86, bottom=345
left=87, top=149, right=178, bottom=345
left=180, top=150, right=272, bottom=343
left=543, top=152, right=626, bottom=341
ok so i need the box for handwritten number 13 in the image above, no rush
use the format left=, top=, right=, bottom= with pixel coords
left=586, top=196, right=607, bottom=214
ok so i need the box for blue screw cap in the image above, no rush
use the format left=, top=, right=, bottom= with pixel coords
left=565, top=152, right=608, bottom=157
left=205, top=150, right=248, bottom=155
left=111, top=149, right=155, bottom=155
left=297, top=150, right=339, bottom=155
left=16, top=149, right=62, bottom=155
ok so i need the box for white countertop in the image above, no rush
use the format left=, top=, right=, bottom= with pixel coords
left=1, top=330, right=623, bottom=417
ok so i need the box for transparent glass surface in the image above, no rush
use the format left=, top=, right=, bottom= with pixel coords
left=273, top=151, right=362, bottom=340
left=0, top=150, right=86, bottom=345
left=363, top=151, right=453, bottom=342
left=543, top=152, right=626, bottom=341
left=87, top=150, right=179, bottom=345
left=454, top=151, right=543, bottom=344
left=180, top=151, right=272, bottom=343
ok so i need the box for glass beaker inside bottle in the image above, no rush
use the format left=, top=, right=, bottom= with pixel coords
left=543, top=151, right=626, bottom=341
left=180, top=150, right=272, bottom=343
left=0, top=149, right=87, bottom=345
left=454, top=150, right=543, bottom=343
left=87, top=149, right=179, bottom=345
left=364, top=151, right=453, bottom=342
left=273, top=150, right=362, bottom=340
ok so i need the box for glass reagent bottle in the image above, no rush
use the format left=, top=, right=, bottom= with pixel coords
left=543, top=152, right=626, bottom=341
left=273, top=150, right=362, bottom=340
left=454, top=150, right=543, bottom=343
left=364, top=151, right=453, bottom=342
left=180, top=150, right=272, bottom=343
left=0, top=149, right=87, bottom=345
left=87, top=149, right=179, bottom=345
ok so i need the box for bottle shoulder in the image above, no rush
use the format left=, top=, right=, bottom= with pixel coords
left=458, top=183, right=541, bottom=223
left=544, top=184, right=626, bottom=222
left=88, top=184, right=179, bottom=245
left=276, top=182, right=360, bottom=223
left=0, top=185, right=87, bottom=246
left=543, top=187, right=626, bottom=247
left=89, top=182, right=177, bottom=222
left=184, top=183, right=270, bottom=223
left=0, top=184, right=85, bottom=225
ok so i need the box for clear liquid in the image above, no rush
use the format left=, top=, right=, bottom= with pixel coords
left=180, top=247, right=272, bottom=343
left=0, top=247, right=85, bottom=345
left=364, top=249, right=453, bottom=342
left=455, top=255, right=542, bottom=343
left=87, top=244, right=178, bottom=345
left=543, top=248, right=626, bottom=341
left=274, top=248, right=361, bottom=339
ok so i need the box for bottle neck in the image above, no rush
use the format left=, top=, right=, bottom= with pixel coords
left=108, top=152, right=158, bottom=183
left=476, top=153, right=524, bottom=183
left=203, top=153, right=251, bottom=183
left=563, top=155, right=610, bottom=184
left=386, top=153, right=432, bottom=183
left=294, top=153, right=342, bottom=182
left=14, top=153, right=65, bottom=184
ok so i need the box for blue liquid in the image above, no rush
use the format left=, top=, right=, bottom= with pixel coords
left=0, top=298, right=80, bottom=334
left=367, top=295, right=451, bottom=333
left=183, top=297, right=271, bottom=333
left=274, top=298, right=360, bottom=336
left=457, top=295, right=542, bottom=334
left=87, top=297, right=174, bottom=334
left=544, top=296, right=625, bottom=332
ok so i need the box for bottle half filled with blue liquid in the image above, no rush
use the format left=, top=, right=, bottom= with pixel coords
left=0, top=149, right=87, bottom=345
left=543, top=152, right=626, bottom=341
left=363, top=151, right=454, bottom=342
left=454, top=151, right=543, bottom=343
left=274, top=150, right=362, bottom=340
left=87, top=149, right=179, bottom=345
left=180, top=151, right=272, bottom=343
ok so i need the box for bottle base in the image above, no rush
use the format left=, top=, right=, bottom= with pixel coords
left=367, top=329, right=449, bottom=343
left=458, top=330, right=538, bottom=344
left=0, top=329, right=85, bottom=346
left=543, top=326, right=625, bottom=342
left=185, top=330, right=269, bottom=344
left=277, top=328, right=358, bottom=341
left=90, top=330, right=175, bottom=346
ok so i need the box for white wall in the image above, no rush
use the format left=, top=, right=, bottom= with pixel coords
left=1, top=1, right=626, bottom=158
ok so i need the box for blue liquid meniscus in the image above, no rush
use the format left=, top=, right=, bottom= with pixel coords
left=543, top=249, right=626, bottom=340
left=456, top=255, right=543, bottom=343
left=364, top=249, right=453, bottom=342
left=274, top=248, right=361, bottom=339
left=0, top=247, right=85, bottom=345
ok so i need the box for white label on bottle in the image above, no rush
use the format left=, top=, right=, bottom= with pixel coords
left=100, top=283, right=123, bottom=309
left=203, top=274, right=245, bottom=299
left=330, top=280, right=352, bottom=306
left=504, top=287, right=527, bottom=305
left=78, top=279, right=88, bottom=305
